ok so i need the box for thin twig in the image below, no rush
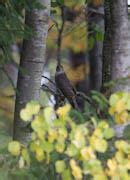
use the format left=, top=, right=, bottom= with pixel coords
left=48, top=24, right=55, bottom=32
left=41, top=75, right=56, bottom=86
left=51, top=18, right=59, bottom=31
left=57, top=6, right=65, bottom=66
left=77, top=91, right=93, bottom=104
left=41, top=84, right=56, bottom=95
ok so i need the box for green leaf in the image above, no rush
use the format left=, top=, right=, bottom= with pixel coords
left=51, top=2, right=58, bottom=7
left=31, top=117, right=43, bottom=132
left=94, top=139, right=108, bottom=153
left=103, top=128, right=115, bottom=139
left=20, top=101, right=40, bottom=121
left=43, top=107, right=55, bottom=125
left=57, top=0, right=64, bottom=5
left=21, top=149, right=30, bottom=165
left=109, top=94, right=119, bottom=106
left=91, top=90, right=109, bottom=105
left=96, top=31, right=104, bottom=41
left=62, top=169, right=72, bottom=180
left=55, top=141, right=65, bottom=153
left=26, top=101, right=40, bottom=115
left=93, top=174, right=108, bottom=180
left=20, top=109, right=32, bottom=121
left=8, top=141, right=21, bottom=156
left=51, top=9, right=57, bottom=14
left=55, top=160, right=66, bottom=173
left=83, top=159, right=102, bottom=175
left=65, top=144, right=79, bottom=157
left=41, top=140, right=54, bottom=153
left=98, top=121, right=109, bottom=129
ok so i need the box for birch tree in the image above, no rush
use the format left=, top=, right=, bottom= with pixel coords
left=111, top=0, right=130, bottom=91
left=13, top=0, right=50, bottom=143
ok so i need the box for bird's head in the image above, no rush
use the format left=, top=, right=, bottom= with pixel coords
left=56, top=64, right=64, bottom=73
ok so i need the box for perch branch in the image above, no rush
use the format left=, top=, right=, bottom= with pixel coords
left=41, top=75, right=56, bottom=86
left=41, top=84, right=56, bottom=95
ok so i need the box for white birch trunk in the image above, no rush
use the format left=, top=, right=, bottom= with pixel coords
left=111, top=0, right=130, bottom=92
left=13, top=0, right=50, bottom=143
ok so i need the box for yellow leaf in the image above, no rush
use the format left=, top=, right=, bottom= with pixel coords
left=26, top=101, right=40, bottom=115
left=126, top=161, right=130, bottom=170
left=115, top=151, right=125, bottom=163
left=92, top=139, right=108, bottom=153
left=20, top=101, right=40, bottom=121
left=120, top=111, right=129, bottom=123
left=58, top=128, right=68, bottom=139
left=80, top=147, right=96, bottom=160
left=107, top=158, right=117, bottom=171
left=93, top=128, right=103, bottom=138
left=48, top=129, right=58, bottom=142
left=70, top=159, right=82, bottom=179
left=115, top=111, right=128, bottom=124
left=37, top=129, right=45, bottom=140
left=44, top=106, right=55, bottom=124
left=56, top=104, right=71, bottom=117
left=35, top=147, right=45, bottom=162
left=31, top=117, right=43, bottom=132
left=8, top=141, right=21, bottom=156
left=20, top=109, right=32, bottom=121
left=70, top=159, right=77, bottom=168
left=115, top=99, right=126, bottom=113
left=55, top=142, right=65, bottom=153
left=108, top=107, right=116, bottom=115
left=115, top=140, right=129, bottom=152
left=72, top=167, right=82, bottom=180
left=72, top=130, right=86, bottom=148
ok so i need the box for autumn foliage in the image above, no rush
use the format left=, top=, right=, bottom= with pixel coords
left=8, top=92, right=130, bottom=179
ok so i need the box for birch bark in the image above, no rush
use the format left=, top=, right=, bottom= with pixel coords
left=13, top=0, right=50, bottom=143
left=111, top=0, right=130, bottom=92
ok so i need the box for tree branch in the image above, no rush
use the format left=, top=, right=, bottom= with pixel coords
left=57, top=6, right=65, bottom=66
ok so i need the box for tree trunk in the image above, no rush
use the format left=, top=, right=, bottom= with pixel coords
left=88, top=1, right=104, bottom=91
left=102, top=0, right=112, bottom=92
left=111, top=0, right=130, bottom=92
left=67, top=50, right=90, bottom=110
left=13, top=0, right=50, bottom=143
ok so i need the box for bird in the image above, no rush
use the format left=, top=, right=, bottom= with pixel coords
left=55, top=64, right=79, bottom=110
